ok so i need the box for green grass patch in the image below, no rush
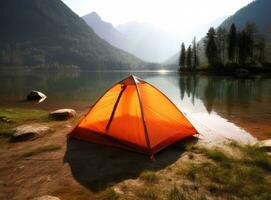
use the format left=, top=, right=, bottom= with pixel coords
left=0, top=108, right=49, bottom=140
left=21, top=144, right=61, bottom=157
left=139, top=170, right=159, bottom=184
left=240, top=144, right=271, bottom=171
left=0, top=108, right=48, bottom=122
left=181, top=145, right=271, bottom=199
left=199, top=148, right=232, bottom=167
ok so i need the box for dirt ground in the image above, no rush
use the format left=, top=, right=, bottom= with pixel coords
left=0, top=108, right=270, bottom=200
left=0, top=112, right=198, bottom=200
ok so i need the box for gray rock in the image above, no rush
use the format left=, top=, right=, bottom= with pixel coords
left=49, top=109, right=76, bottom=120
left=11, top=124, right=52, bottom=142
left=27, top=90, right=47, bottom=103
left=31, top=195, right=60, bottom=200
left=259, top=140, right=271, bottom=152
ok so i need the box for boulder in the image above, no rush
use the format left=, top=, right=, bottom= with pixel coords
left=27, top=90, right=47, bottom=103
left=49, top=109, right=76, bottom=120
left=11, top=124, right=52, bottom=142
left=31, top=195, right=60, bottom=200
left=259, top=140, right=271, bottom=152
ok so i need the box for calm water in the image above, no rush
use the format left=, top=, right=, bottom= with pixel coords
left=1, top=70, right=271, bottom=143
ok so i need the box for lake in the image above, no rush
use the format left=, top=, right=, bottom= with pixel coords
left=0, top=70, right=270, bottom=143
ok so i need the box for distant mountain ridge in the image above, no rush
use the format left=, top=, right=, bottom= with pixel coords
left=82, top=12, right=131, bottom=53
left=220, top=0, right=271, bottom=34
left=82, top=13, right=181, bottom=63
left=0, top=0, right=145, bottom=70
left=165, top=0, right=271, bottom=65
left=115, top=22, right=181, bottom=63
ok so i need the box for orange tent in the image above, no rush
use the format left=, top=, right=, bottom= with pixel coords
left=71, top=75, right=197, bottom=156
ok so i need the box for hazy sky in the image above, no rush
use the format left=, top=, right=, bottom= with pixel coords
left=62, top=0, right=253, bottom=32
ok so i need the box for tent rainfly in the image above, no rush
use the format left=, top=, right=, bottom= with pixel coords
left=70, top=75, right=198, bottom=157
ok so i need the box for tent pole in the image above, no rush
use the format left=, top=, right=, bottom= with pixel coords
left=106, top=85, right=126, bottom=131
left=132, top=76, right=152, bottom=155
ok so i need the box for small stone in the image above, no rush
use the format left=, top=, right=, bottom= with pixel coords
left=49, top=109, right=76, bottom=120
left=31, top=195, right=60, bottom=200
left=27, top=90, right=47, bottom=103
left=11, top=124, right=52, bottom=142
left=0, top=116, right=15, bottom=123
left=259, top=139, right=271, bottom=152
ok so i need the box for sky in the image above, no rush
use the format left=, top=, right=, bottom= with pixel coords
left=62, top=0, right=253, bottom=33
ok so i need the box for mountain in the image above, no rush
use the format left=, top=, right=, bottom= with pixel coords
left=116, top=22, right=180, bottom=63
left=0, top=0, right=144, bottom=70
left=166, top=0, right=271, bottom=66
left=82, top=12, right=131, bottom=53
left=220, top=0, right=271, bottom=34
left=82, top=13, right=180, bottom=63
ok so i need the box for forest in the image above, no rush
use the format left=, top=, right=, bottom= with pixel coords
left=179, top=23, right=271, bottom=74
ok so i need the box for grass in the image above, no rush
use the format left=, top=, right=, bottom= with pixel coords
left=139, top=170, right=159, bottom=184
left=0, top=108, right=48, bottom=122
left=240, top=145, right=271, bottom=171
left=21, top=144, right=61, bottom=157
left=168, top=185, right=187, bottom=200
left=98, top=188, right=118, bottom=200
left=0, top=108, right=49, bottom=140
left=136, top=186, right=159, bottom=200
left=180, top=144, right=271, bottom=199
left=118, top=143, right=270, bottom=200
left=198, top=147, right=232, bottom=167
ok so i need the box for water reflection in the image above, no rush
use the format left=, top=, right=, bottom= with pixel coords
left=177, top=74, right=271, bottom=142
left=0, top=70, right=270, bottom=142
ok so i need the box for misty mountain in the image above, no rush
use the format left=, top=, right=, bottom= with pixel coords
left=82, top=12, right=180, bottom=63
left=82, top=12, right=131, bottom=53
left=220, top=0, right=271, bottom=34
left=166, top=0, right=271, bottom=66
left=116, top=22, right=180, bottom=63
left=0, top=0, right=144, bottom=70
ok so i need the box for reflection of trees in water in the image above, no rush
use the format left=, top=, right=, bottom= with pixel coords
left=179, top=75, right=198, bottom=104
left=179, top=75, right=271, bottom=115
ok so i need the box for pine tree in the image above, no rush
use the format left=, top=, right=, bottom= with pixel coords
left=244, top=22, right=257, bottom=63
left=228, top=24, right=237, bottom=63
left=217, top=27, right=226, bottom=65
left=205, top=27, right=219, bottom=68
left=186, top=45, right=192, bottom=70
left=258, top=36, right=266, bottom=64
left=192, top=37, right=199, bottom=70
left=179, top=42, right=186, bottom=70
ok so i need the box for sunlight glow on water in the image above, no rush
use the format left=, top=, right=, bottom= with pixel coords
left=145, top=75, right=257, bottom=144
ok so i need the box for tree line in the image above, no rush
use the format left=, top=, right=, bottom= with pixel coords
left=179, top=37, right=199, bottom=71
left=179, top=22, right=268, bottom=72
